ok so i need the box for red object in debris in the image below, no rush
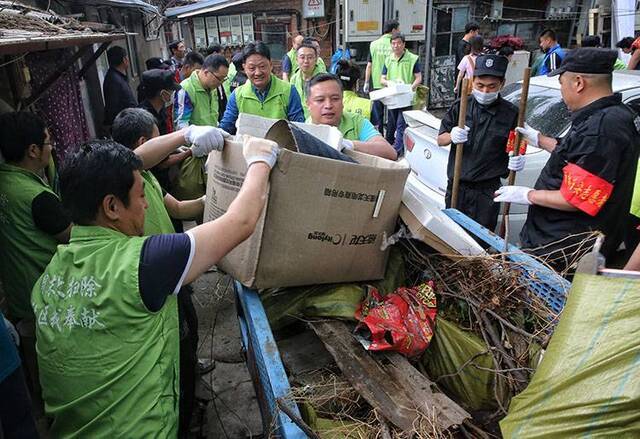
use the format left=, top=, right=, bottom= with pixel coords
left=489, top=35, right=525, bottom=51
left=355, top=282, right=437, bottom=357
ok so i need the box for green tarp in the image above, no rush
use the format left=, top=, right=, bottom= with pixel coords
left=501, top=273, right=640, bottom=438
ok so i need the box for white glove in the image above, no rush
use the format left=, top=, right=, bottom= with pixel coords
left=515, top=123, right=540, bottom=148
left=242, top=135, right=279, bottom=169
left=508, top=154, right=526, bottom=172
left=185, top=126, right=230, bottom=157
left=3, top=316, right=19, bottom=347
left=494, top=186, right=533, bottom=205
left=363, top=82, right=370, bottom=94
left=340, top=139, right=354, bottom=152
left=450, top=126, right=470, bottom=144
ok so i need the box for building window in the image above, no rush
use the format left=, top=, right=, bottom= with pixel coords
left=435, top=6, right=468, bottom=57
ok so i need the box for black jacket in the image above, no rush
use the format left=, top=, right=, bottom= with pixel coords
left=103, top=67, right=137, bottom=125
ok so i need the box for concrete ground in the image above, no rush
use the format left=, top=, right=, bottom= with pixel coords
left=190, top=269, right=263, bottom=438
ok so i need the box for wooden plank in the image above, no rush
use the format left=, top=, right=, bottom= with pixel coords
left=235, top=282, right=307, bottom=439
left=311, top=320, right=470, bottom=433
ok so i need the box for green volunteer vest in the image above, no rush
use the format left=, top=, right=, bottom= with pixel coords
left=631, top=161, right=640, bottom=218
left=235, top=74, right=292, bottom=119
left=343, top=90, right=371, bottom=120
left=142, top=170, right=175, bottom=236
left=290, top=64, right=325, bottom=118
left=338, top=112, right=365, bottom=141
left=286, top=47, right=298, bottom=79
left=180, top=70, right=219, bottom=126
left=223, top=62, right=237, bottom=97
left=0, top=164, right=60, bottom=319
left=32, top=225, right=180, bottom=438
left=384, top=49, right=419, bottom=85
left=370, top=34, right=393, bottom=89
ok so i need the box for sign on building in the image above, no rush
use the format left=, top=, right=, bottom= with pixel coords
left=217, top=15, right=232, bottom=45
left=206, top=17, right=220, bottom=45
left=193, top=17, right=207, bottom=48
left=303, top=0, right=325, bottom=19
left=230, top=14, right=243, bottom=45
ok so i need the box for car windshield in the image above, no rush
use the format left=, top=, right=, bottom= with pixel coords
left=502, top=83, right=571, bottom=138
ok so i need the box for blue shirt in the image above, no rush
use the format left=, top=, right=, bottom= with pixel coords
left=0, top=312, right=20, bottom=382
left=219, top=80, right=305, bottom=134
left=281, top=55, right=293, bottom=74
left=358, top=118, right=380, bottom=142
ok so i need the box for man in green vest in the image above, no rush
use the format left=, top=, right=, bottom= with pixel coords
left=381, top=32, right=422, bottom=155
left=290, top=40, right=324, bottom=118
left=282, top=34, right=304, bottom=82
left=306, top=73, right=396, bottom=160
left=219, top=41, right=305, bottom=133
left=174, top=54, right=229, bottom=201
left=364, top=19, right=399, bottom=131
left=112, top=107, right=226, bottom=434
left=31, top=133, right=278, bottom=438
left=0, top=112, right=73, bottom=405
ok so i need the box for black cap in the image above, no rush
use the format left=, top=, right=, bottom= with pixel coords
left=548, top=48, right=616, bottom=76
left=145, top=57, right=171, bottom=70
left=141, top=69, right=181, bottom=92
left=473, top=54, right=509, bottom=78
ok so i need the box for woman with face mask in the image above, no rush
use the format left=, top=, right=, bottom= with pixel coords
left=436, top=54, right=522, bottom=232
left=137, top=69, right=181, bottom=135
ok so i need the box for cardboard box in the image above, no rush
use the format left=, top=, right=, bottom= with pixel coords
left=204, top=137, right=410, bottom=289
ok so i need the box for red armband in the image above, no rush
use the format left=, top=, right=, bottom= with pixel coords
left=560, top=163, right=613, bottom=216
left=505, top=130, right=527, bottom=155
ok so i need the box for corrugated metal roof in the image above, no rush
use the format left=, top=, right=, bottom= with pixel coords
left=165, top=0, right=253, bottom=18
left=70, top=0, right=159, bottom=15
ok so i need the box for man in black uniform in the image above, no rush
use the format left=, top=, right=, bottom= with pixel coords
left=495, top=48, right=640, bottom=270
left=438, top=54, right=523, bottom=232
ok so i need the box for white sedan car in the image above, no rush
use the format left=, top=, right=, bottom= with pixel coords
left=402, top=70, right=640, bottom=244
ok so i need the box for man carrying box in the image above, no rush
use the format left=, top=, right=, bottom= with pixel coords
left=306, top=73, right=397, bottom=160
left=220, top=41, right=305, bottom=134
left=31, top=135, right=278, bottom=438
left=380, top=32, right=422, bottom=155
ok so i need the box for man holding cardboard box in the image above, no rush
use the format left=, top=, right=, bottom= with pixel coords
left=380, top=32, right=422, bottom=155
left=220, top=41, right=305, bottom=134
left=32, top=135, right=277, bottom=438
left=306, top=73, right=397, bottom=160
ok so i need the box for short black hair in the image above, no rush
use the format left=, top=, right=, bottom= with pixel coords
left=231, top=51, right=244, bottom=71
left=616, top=37, right=635, bottom=50
left=169, top=40, right=183, bottom=52
left=112, top=108, right=157, bottom=150
left=107, top=46, right=128, bottom=67
left=207, top=43, right=223, bottom=55
left=242, top=41, right=271, bottom=61
left=335, top=59, right=360, bottom=91
left=60, top=140, right=143, bottom=225
left=203, top=54, right=229, bottom=72
left=498, top=46, right=515, bottom=57
left=539, top=28, right=557, bottom=41
left=0, top=111, right=47, bottom=162
left=465, top=22, right=479, bottom=34
left=383, top=20, right=400, bottom=34
left=391, top=32, right=406, bottom=44
left=183, top=51, right=204, bottom=67
left=297, top=41, right=318, bottom=55
left=581, top=35, right=601, bottom=48
left=305, top=72, right=342, bottom=97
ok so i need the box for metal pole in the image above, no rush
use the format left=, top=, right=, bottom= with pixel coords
left=424, top=0, right=434, bottom=107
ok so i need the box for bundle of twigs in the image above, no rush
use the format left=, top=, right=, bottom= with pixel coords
left=282, top=368, right=452, bottom=438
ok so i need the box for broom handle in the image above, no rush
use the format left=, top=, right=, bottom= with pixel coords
left=451, top=78, right=470, bottom=210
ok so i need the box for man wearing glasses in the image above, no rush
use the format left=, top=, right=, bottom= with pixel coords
left=219, top=41, right=305, bottom=133
left=174, top=54, right=229, bottom=130
left=290, top=40, right=324, bottom=118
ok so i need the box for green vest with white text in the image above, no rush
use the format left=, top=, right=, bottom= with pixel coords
left=343, top=90, right=371, bottom=120
left=235, top=75, right=292, bottom=119
left=142, top=170, right=175, bottom=236
left=0, top=163, right=60, bottom=319
left=369, top=34, right=393, bottom=89
left=32, top=225, right=180, bottom=438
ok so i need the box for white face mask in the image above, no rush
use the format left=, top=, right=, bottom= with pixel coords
left=472, top=89, right=499, bottom=105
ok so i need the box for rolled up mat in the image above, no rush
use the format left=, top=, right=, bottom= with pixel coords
left=265, top=119, right=357, bottom=163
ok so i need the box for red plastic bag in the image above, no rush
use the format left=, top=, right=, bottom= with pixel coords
left=355, top=282, right=437, bottom=357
